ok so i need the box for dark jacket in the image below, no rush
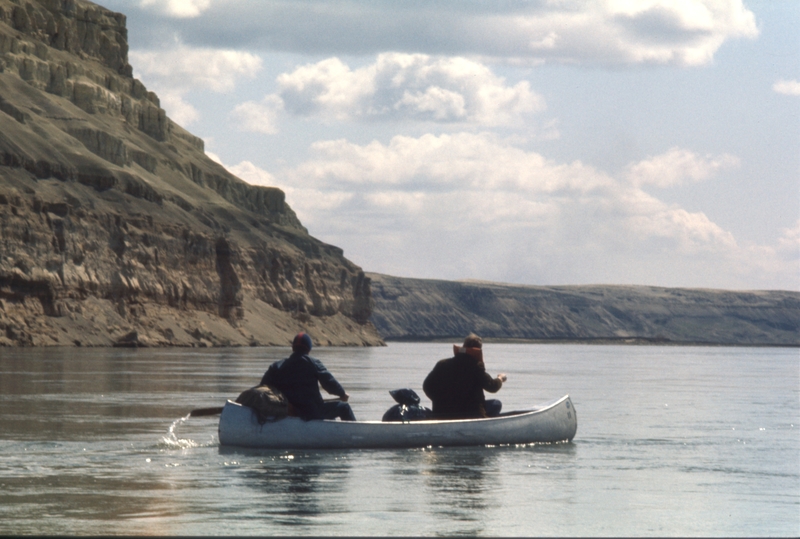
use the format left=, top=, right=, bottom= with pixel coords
left=260, top=352, right=346, bottom=420
left=422, top=352, right=503, bottom=419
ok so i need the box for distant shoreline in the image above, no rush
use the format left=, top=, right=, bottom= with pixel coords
left=382, top=337, right=800, bottom=348
left=368, top=273, right=800, bottom=348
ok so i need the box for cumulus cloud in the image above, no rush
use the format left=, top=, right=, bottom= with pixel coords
left=231, top=95, right=283, bottom=134
left=123, top=0, right=758, bottom=67
left=221, top=132, right=796, bottom=288
left=605, top=0, right=758, bottom=65
left=139, top=0, right=211, bottom=18
left=293, top=133, right=610, bottom=193
left=773, top=79, right=800, bottom=96
left=131, top=45, right=262, bottom=93
left=155, top=89, right=200, bottom=126
left=625, top=147, right=740, bottom=187
left=204, top=150, right=223, bottom=164
left=226, top=160, right=279, bottom=187
left=275, top=54, right=543, bottom=125
left=286, top=134, right=735, bottom=252
left=776, top=219, right=800, bottom=258
left=129, top=44, right=262, bottom=124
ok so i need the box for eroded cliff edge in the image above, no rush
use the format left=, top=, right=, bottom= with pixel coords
left=0, top=0, right=382, bottom=347
left=368, top=273, right=800, bottom=346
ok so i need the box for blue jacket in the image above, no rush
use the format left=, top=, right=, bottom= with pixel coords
left=260, top=352, right=346, bottom=420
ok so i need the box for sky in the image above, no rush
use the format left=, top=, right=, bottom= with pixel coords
left=99, top=0, right=799, bottom=291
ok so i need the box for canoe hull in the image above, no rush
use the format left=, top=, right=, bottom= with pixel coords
left=218, top=395, right=577, bottom=449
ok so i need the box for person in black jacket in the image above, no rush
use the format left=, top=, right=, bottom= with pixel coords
left=261, top=332, right=356, bottom=421
left=422, top=333, right=507, bottom=419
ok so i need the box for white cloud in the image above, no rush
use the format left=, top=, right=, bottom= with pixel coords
left=205, top=150, right=223, bottom=164
left=129, top=44, right=262, bottom=125
left=277, top=58, right=373, bottom=121
left=140, top=0, right=211, bottom=18
left=276, top=54, right=544, bottom=125
left=133, top=0, right=758, bottom=67
left=625, top=147, right=740, bottom=187
left=602, top=0, right=759, bottom=65
left=131, top=45, right=262, bottom=93
left=217, top=132, right=796, bottom=289
left=224, top=132, right=795, bottom=288
left=776, top=219, right=800, bottom=259
left=230, top=95, right=283, bottom=134
left=226, top=160, right=356, bottom=214
left=226, top=160, right=278, bottom=187
left=773, top=79, right=800, bottom=96
left=294, top=133, right=610, bottom=193
left=156, top=89, right=200, bottom=126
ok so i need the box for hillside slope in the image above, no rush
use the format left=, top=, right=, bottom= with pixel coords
left=0, top=0, right=382, bottom=347
left=368, top=273, right=799, bottom=346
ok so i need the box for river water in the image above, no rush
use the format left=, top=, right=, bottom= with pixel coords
left=0, top=343, right=797, bottom=536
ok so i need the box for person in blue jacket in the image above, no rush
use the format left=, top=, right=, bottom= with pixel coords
left=260, top=332, right=356, bottom=421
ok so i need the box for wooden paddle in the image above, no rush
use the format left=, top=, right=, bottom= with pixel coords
left=189, top=406, right=224, bottom=417
left=189, top=397, right=344, bottom=418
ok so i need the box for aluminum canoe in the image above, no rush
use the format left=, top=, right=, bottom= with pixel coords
left=218, top=394, right=577, bottom=449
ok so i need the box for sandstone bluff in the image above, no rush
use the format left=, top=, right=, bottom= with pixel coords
left=0, top=0, right=383, bottom=347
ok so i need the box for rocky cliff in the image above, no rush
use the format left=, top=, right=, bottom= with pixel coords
left=368, top=273, right=800, bottom=346
left=0, top=0, right=383, bottom=347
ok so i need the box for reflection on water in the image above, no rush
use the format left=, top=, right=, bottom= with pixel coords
left=258, top=460, right=348, bottom=524
left=419, top=447, right=498, bottom=536
left=422, top=448, right=496, bottom=518
left=219, top=448, right=351, bottom=530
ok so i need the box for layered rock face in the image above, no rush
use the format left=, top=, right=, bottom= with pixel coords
left=0, top=0, right=382, bottom=347
left=369, top=273, right=800, bottom=346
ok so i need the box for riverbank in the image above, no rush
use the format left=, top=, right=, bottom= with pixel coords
left=369, top=273, right=800, bottom=347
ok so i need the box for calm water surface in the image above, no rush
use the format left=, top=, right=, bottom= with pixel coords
left=0, top=343, right=797, bottom=536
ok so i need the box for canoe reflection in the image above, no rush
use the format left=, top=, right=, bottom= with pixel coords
left=229, top=450, right=351, bottom=525
left=421, top=447, right=499, bottom=521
